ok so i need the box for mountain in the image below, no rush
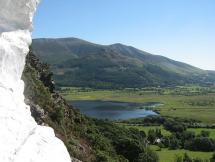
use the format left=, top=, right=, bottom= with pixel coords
left=32, top=38, right=215, bottom=89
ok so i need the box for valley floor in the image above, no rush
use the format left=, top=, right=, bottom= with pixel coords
left=60, top=85, right=215, bottom=124
left=60, top=86, right=215, bottom=161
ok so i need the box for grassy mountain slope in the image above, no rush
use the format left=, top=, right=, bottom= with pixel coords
left=32, top=38, right=214, bottom=88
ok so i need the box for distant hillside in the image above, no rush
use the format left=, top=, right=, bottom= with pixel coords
left=32, top=38, right=215, bottom=88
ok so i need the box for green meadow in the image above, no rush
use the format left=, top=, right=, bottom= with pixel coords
left=152, top=147, right=213, bottom=162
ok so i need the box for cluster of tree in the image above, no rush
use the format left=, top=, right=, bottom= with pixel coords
left=147, top=129, right=163, bottom=144
left=187, top=123, right=215, bottom=129
left=186, top=137, right=215, bottom=152
left=161, top=119, right=215, bottom=152
left=85, top=119, right=159, bottom=162
left=122, top=116, right=166, bottom=126
left=164, top=119, right=187, bottom=132
left=123, top=116, right=201, bottom=128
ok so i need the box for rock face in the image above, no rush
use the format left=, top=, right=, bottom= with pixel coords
left=0, top=0, right=71, bottom=162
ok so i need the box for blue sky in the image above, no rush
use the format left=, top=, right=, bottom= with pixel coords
left=33, top=0, right=215, bottom=70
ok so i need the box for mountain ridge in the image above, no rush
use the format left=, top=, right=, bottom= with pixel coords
left=32, top=37, right=214, bottom=88
left=32, top=37, right=203, bottom=71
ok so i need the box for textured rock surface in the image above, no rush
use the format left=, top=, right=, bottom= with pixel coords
left=0, top=0, right=71, bottom=161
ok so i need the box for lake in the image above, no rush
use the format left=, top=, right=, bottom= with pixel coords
left=68, top=100, right=159, bottom=120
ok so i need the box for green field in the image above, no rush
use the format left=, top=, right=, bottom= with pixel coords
left=151, top=146, right=213, bottom=162
left=60, top=86, right=215, bottom=124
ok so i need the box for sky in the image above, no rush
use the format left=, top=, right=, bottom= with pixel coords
left=33, top=0, right=215, bottom=70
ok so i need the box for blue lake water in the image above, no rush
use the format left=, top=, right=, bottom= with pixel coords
left=68, top=100, right=159, bottom=120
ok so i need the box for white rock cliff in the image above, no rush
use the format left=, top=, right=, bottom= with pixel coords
left=0, top=0, right=71, bottom=161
